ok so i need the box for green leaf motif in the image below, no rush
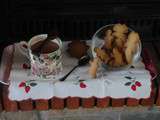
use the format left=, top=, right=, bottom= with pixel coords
left=50, top=55, right=57, bottom=60
left=39, top=59, right=44, bottom=64
left=73, top=82, right=79, bottom=85
left=29, top=80, right=36, bottom=82
left=55, top=55, right=60, bottom=60
left=125, top=82, right=132, bottom=86
left=79, top=79, right=85, bottom=82
left=30, top=82, right=37, bottom=87
left=42, top=75, right=46, bottom=78
left=125, top=76, right=132, bottom=79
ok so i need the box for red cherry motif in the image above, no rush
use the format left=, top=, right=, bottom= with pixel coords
left=80, top=82, right=87, bottom=88
left=22, top=63, right=30, bottom=69
left=135, top=81, right=142, bottom=87
left=19, top=82, right=25, bottom=87
left=131, top=85, right=136, bottom=91
left=22, top=44, right=28, bottom=49
left=25, top=86, right=30, bottom=93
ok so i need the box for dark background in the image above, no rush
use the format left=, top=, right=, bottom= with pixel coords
left=1, top=0, right=160, bottom=44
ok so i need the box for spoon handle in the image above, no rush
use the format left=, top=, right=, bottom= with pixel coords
left=59, top=65, right=79, bottom=81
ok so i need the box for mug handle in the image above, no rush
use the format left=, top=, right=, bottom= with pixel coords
left=52, top=37, right=62, bottom=49
left=18, top=41, right=30, bottom=59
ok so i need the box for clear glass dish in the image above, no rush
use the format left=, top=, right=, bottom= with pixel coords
left=91, top=24, right=142, bottom=70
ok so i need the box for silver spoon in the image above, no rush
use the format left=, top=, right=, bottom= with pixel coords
left=59, top=55, right=90, bottom=81
left=0, top=80, right=9, bottom=85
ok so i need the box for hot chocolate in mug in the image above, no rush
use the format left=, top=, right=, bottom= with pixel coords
left=18, top=34, right=63, bottom=79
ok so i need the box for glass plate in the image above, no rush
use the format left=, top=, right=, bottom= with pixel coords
left=91, top=24, right=142, bottom=70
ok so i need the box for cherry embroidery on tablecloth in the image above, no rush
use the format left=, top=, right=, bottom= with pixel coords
left=74, top=80, right=87, bottom=88
left=18, top=80, right=37, bottom=93
left=22, top=63, right=31, bottom=69
left=124, top=76, right=142, bottom=91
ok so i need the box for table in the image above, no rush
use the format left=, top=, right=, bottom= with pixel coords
left=0, top=42, right=159, bottom=111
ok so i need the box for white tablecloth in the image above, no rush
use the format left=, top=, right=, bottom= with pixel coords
left=1, top=41, right=153, bottom=101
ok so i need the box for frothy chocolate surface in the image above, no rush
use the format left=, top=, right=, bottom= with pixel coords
left=41, top=41, right=59, bottom=53
left=31, top=41, right=59, bottom=54
left=31, top=41, right=44, bottom=53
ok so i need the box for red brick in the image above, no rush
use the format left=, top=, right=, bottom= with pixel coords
left=111, top=98, right=125, bottom=107
left=97, top=97, right=110, bottom=108
left=35, top=100, right=49, bottom=110
left=2, top=46, right=18, bottom=111
left=141, top=85, right=156, bottom=106
left=19, top=100, right=33, bottom=111
left=66, top=97, right=80, bottom=109
left=3, top=86, right=18, bottom=111
left=51, top=97, right=64, bottom=109
left=126, top=98, right=139, bottom=106
left=156, top=86, right=160, bottom=106
left=82, top=97, right=95, bottom=108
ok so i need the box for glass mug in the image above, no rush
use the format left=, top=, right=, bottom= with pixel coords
left=19, top=34, right=63, bottom=79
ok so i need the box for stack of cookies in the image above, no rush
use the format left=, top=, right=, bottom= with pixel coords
left=95, top=23, right=140, bottom=67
